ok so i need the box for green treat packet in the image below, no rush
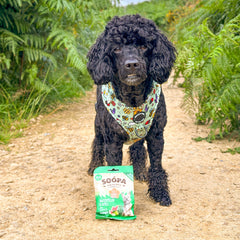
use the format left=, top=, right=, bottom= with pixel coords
left=93, top=166, right=136, bottom=220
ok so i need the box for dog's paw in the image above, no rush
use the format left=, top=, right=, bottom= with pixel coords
left=134, top=170, right=148, bottom=182
left=88, top=162, right=105, bottom=176
left=148, top=168, right=171, bottom=206
left=158, top=194, right=172, bottom=206
left=148, top=189, right=172, bottom=206
left=87, top=167, right=95, bottom=176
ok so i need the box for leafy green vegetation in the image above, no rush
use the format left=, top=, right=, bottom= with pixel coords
left=173, top=0, right=240, bottom=140
left=0, top=0, right=118, bottom=143
left=121, top=0, right=189, bottom=33
left=221, top=147, right=240, bottom=155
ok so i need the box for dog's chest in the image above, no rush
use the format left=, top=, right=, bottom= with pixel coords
left=101, top=81, right=161, bottom=144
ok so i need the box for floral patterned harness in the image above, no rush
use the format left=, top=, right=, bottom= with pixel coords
left=101, top=81, right=161, bottom=145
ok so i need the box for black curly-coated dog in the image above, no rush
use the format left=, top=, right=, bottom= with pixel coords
left=87, top=15, right=176, bottom=206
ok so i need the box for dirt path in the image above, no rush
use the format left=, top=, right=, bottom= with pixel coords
left=0, top=79, right=239, bottom=240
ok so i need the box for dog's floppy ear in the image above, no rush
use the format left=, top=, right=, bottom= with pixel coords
left=149, top=33, right=176, bottom=84
left=87, top=33, right=114, bottom=85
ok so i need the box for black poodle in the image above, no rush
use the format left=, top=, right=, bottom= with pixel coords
left=87, top=15, right=176, bottom=206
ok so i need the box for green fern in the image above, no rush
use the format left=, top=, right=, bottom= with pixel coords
left=213, top=78, right=240, bottom=127
left=0, top=29, right=24, bottom=56
left=0, top=0, right=120, bottom=143
left=174, top=0, right=240, bottom=139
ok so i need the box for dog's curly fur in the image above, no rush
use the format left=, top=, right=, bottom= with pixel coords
left=87, top=15, right=176, bottom=206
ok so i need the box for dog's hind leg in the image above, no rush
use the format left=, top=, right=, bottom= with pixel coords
left=129, top=139, right=148, bottom=181
left=87, top=119, right=105, bottom=176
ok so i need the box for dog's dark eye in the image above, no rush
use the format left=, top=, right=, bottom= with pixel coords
left=114, top=47, right=122, bottom=53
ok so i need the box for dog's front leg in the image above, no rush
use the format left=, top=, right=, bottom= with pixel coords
left=105, top=140, right=123, bottom=166
left=146, top=131, right=171, bottom=206
left=88, top=116, right=105, bottom=176
left=129, top=139, right=148, bottom=181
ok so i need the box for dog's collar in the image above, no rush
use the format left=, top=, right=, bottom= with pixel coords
left=101, top=81, right=161, bottom=145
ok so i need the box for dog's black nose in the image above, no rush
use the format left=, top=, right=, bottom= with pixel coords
left=125, top=59, right=140, bottom=70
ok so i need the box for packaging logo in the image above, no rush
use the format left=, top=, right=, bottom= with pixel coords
left=95, top=174, right=102, bottom=181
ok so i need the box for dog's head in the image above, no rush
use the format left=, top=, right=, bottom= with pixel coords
left=87, top=15, right=176, bottom=86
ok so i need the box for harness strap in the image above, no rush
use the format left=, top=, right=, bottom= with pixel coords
left=102, top=81, right=161, bottom=145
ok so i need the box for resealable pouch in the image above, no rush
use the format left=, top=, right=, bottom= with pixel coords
left=93, top=166, right=136, bottom=220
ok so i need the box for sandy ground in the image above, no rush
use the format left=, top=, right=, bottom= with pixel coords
left=0, top=78, right=239, bottom=240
